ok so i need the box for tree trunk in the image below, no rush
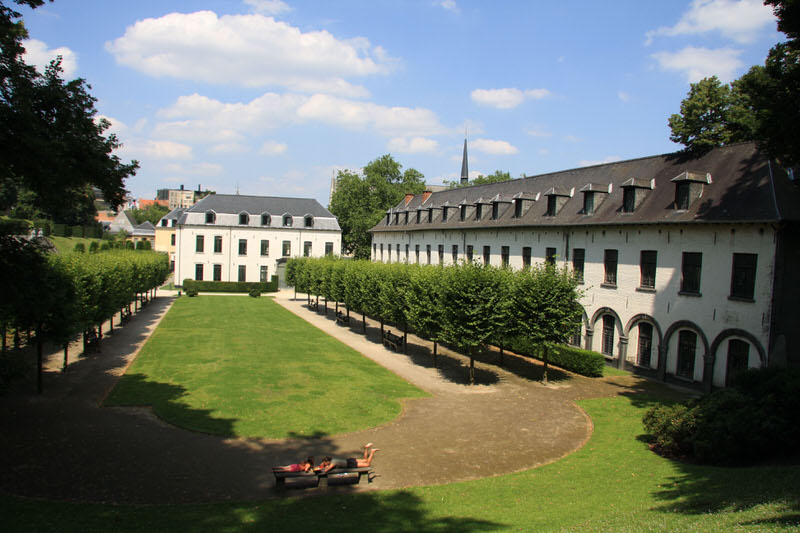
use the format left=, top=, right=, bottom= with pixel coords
left=83, top=330, right=88, bottom=353
left=36, top=326, right=43, bottom=394
left=469, top=347, right=475, bottom=385
left=403, top=325, right=408, bottom=354
left=380, top=319, right=384, bottom=341
left=63, top=344, right=69, bottom=372
left=499, top=339, right=504, bottom=367
left=109, top=315, right=113, bottom=334
left=1, top=324, right=6, bottom=357
left=98, top=323, right=103, bottom=340
left=542, top=345, right=549, bottom=383
left=324, top=297, right=328, bottom=314
left=13, top=330, right=20, bottom=351
left=433, top=341, right=438, bottom=368
left=307, top=293, right=310, bottom=304
left=294, top=285, right=297, bottom=300
left=336, top=301, right=339, bottom=314
left=362, top=313, right=366, bottom=334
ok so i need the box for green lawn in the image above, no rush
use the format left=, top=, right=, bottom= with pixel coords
left=4, top=395, right=798, bottom=532
left=105, top=296, right=427, bottom=438
left=48, top=235, right=103, bottom=253
left=602, top=364, right=630, bottom=377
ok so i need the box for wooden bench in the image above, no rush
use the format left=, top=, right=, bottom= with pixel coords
left=383, top=331, right=403, bottom=351
left=335, top=310, right=350, bottom=326
left=85, top=328, right=100, bottom=352
left=309, top=299, right=319, bottom=311
left=120, top=308, right=132, bottom=323
left=272, top=466, right=372, bottom=490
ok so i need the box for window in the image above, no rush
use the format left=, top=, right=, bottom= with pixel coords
left=416, top=210, right=422, bottom=224
left=604, top=249, right=618, bottom=285
left=452, top=245, right=458, bottom=263
left=205, top=211, right=215, bottom=224
left=426, top=245, right=431, bottom=264
left=396, top=243, right=400, bottom=260
left=491, top=202, right=499, bottom=220
left=522, top=247, right=532, bottom=268
left=427, top=209, right=433, bottom=223
left=196, top=235, right=204, bottom=253
left=213, top=264, right=222, bottom=282
left=282, top=241, right=291, bottom=257
left=305, top=216, right=313, bottom=228
left=261, top=240, right=269, bottom=256
left=195, top=263, right=204, bottom=281
left=730, top=253, right=757, bottom=300
left=214, top=235, right=223, bottom=253
left=380, top=243, right=384, bottom=261
left=442, top=208, right=448, bottom=222
left=483, top=245, right=491, bottom=265
left=238, top=239, right=247, bottom=256
left=637, top=323, right=653, bottom=367
left=573, top=248, right=585, bottom=282
left=546, top=247, right=556, bottom=265
left=405, top=244, right=409, bottom=262
left=675, top=182, right=690, bottom=210
left=476, top=204, right=483, bottom=220
left=602, top=315, right=615, bottom=356
left=161, top=219, right=168, bottom=227
left=325, top=242, right=334, bottom=255
left=501, top=246, right=510, bottom=266
left=238, top=265, right=246, bottom=282
left=304, top=241, right=312, bottom=257
left=393, top=213, right=399, bottom=225
left=546, top=195, right=557, bottom=216
left=583, top=192, right=594, bottom=215
left=283, top=215, right=292, bottom=227
left=676, top=330, right=697, bottom=379
left=239, top=213, right=249, bottom=225
left=623, top=188, right=635, bottom=213
left=570, top=325, right=582, bottom=347
left=404, top=212, right=409, bottom=224
left=681, top=252, right=702, bottom=294
left=640, top=250, right=657, bottom=289
left=726, top=339, right=750, bottom=386
left=438, top=244, right=444, bottom=264
left=261, top=214, right=271, bottom=226
left=460, top=205, right=467, bottom=221
left=260, top=265, right=269, bottom=282
left=514, top=199, right=523, bottom=218
left=467, top=245, right=474, bottom=262
left=415, top=244, right=420, bottom=263
left=170, top=234, right=175, bottom=246
left=385, top=212, right=390, bottom=225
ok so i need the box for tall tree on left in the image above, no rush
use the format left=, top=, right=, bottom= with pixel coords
left=0, top=0, right=138, bottom=221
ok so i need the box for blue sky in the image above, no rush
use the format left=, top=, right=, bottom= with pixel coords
left=18, top=0, right=780, bottom=206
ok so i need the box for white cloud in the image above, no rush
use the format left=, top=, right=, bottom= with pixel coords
left=578, top=156, right=621, bottom=167
left=472, top=138, right=519, bottom=155
left=471, top=88, right=551, bottom=109
left=142, top=140, right=193, bottom=160
left=617, top=91, right=630, bottom=102
left=646, top=0, right=775, bottom=45
left=436, top=0, right=459, bottom=13
left=95, top=115, right=127, bottom=136
left=526, top=127, right=552, bottom=138
left=107, top=11, right=396, bottom=97
left=211, top=143, right=250, bottom=154
left=22, top=39, right=77, bottom=78
left=259, top=140, right=288, bottom=155
left=243, top=0, right=291, bottom=16
left=387, top=137, right=439, bottom=154
left=652, top=46, right=744, bottom=82
left=164, top=162, right=224, bottom=175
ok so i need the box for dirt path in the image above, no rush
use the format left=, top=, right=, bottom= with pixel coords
left=0, top=290, right=684, bottom=504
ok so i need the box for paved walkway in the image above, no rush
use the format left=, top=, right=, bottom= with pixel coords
left=0, top=290, right=685, bottom=504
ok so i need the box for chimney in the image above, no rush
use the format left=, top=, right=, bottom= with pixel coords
left=197, top=184, right=201, bottom=192
left=180, top=184, right=184, bottom=190
left=404, top=193, right=415, bottom=205
left=422, top=190, right=432, bottom=203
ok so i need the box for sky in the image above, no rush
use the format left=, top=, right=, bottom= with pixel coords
left=17, top=0, right=781, bottom=207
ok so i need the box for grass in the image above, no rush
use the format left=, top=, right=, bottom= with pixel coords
left=104, top=296, right=427, bottom=438
left=47, top=235, right=102, bottom=254
left=602, top=364, right=630, bottom=377
left=4, top=394, right=798, bottom=532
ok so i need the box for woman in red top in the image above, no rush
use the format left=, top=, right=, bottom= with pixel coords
left=273, top=457, right=314, bottom=473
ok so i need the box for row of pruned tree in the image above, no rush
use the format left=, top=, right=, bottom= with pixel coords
left=0, top=237, right=169, bottom=393
left=286, top=257, right=583, bottom=384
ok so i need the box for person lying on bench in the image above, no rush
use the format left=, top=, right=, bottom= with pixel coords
left=316, top=443, right=378, bottom=474
left=273, top=457, right=314, bottom=473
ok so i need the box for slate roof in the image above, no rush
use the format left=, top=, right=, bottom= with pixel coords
left=162, top=208, right=185, bottom=220
left=187, top=194, right=335, bottom=218
left=133, top=221, right=155, bottom=236
left=371, top=143, right=800, bottom=233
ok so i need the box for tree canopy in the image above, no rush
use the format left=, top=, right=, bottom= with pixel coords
left=329, top=154, right=425, bottom=259
left=0, top=0, right=138, bottom=222
left=445, top=170, right=512, bottom=189
left=129, top=203, right=170, bottom=226
left=669, top=0, right=800, bottom=167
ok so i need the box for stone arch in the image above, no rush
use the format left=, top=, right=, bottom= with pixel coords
left=624, top=314, right=663, bottom=370
left=660, top=320, right=710, bottom=390
left=709, top=329, right=767, bottom=388
left=590, top=306, right=626, bottom=365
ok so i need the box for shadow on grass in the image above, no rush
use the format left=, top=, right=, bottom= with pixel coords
left=3, top=490, right=505, bottom=533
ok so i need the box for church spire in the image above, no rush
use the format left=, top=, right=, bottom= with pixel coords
left=460, top=137, right=469, bottom=185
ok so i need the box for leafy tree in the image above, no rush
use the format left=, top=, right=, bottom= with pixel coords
left=329, top=155, right=425, bottom=259
left=405, top=264, right=446, bottom=365
left=444, top=170, right=512, bottom=189
left=129, top=203, right=170, bottom=226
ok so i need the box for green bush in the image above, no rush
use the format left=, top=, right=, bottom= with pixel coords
left=249, top=288, right=261, bottom=298
left=73, top=243, right=86, bottom=253
left=100, top=243, right=111, bottom=251
left=643, top=368, right=800, bottom=465
left=508, top=336, right=605, bottom=377
left=185, top=287, right=198, bottom=297
left=142, top=240, right=152, bottom=250
left=88, top=241, right=99, bottom=253
left=182, top=276, right=279, bottom=293
left=69, top=226, right=84, bottom=238
left=135, top=240, right=145, bottom=250
left=0, top=218, right=31, bottom=236
left=124, top=241, right=135, bottom=250
left=32, top=219, right=52, bottom=236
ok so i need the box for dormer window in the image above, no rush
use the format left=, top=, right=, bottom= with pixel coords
left=580, top=183, right=610, bottom=215
left=416, top=209, right=422, bottom=224
left=544, top=188, right=573, bottom=216
left=491, top=202, right=499, bottom=220
left=427, top=208, right=433, bottom=223
left=283, top=214, right=293, bottom=227
left=671, top=171, right=710, bottom=211
left=171, top=219, right=177, bottom=227
left=546, top=195, right=557, bottom=216
left=404, top=212, right=409, bottom=224
left=161, top=219, right=168, bottom=227
left=239, top=212, right=249, bottom=225
left=261, top=213, right=271, bottom=226
left=393, top=213, right=399, bottom=225
left=621, top=178, right=654, bottom=214
left=304, top=215, right=314, bottom=228
left=476, top=204, right=483, bottom=220
left=514, top=199, right=523, bottom=218
left=205, top=211, right=215, bottom=224
left=583, top=192, right=595, bottom=214
left=460, top=204, right=467, bottom=221
left=386, top=212, right=391, bottom=224
left=442, top=207, right=448, bottom=222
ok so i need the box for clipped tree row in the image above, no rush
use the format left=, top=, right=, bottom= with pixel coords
left=286, top=257, right=583, bottom=384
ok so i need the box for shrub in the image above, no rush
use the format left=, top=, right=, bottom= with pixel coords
left=249, top=288, right=261, bottom=298
left=182, top=277, right=280, bottom=294
left=185, top=287, right=198, bottom=297
left=100, top=243, right=111, bottom=251
left=124, top=241, right=135, bottom=250
left=88, top=241, right=99, bottom=253
left=642, top=402, right=698, bottom=459
left=135, top=240, right=145, bottom=250
left=0, top=218, right=31, bottom=236
left=73, top=243, right=86, bottom=253
left=508, top=336, right=605, bottom=377
left=142, top=240, right=152, bottom=250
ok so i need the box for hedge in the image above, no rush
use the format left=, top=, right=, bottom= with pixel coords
left=182, top=276, right=279, bottom=293
left=508, top=336, right=605, bottom=377
left=0, top=218, right=31, bottom=236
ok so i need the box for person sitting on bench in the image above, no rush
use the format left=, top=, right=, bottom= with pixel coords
left=273, top=457, right=314, bottom=473
left=317, top=443, right=378, bottom=474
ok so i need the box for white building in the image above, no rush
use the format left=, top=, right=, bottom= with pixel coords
left=174, top=194, right=341, bottom=286
left=369, top=142, right=800, bottom=391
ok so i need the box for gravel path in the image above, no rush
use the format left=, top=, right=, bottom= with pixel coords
left=0, top=290, right=683, bottom=504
